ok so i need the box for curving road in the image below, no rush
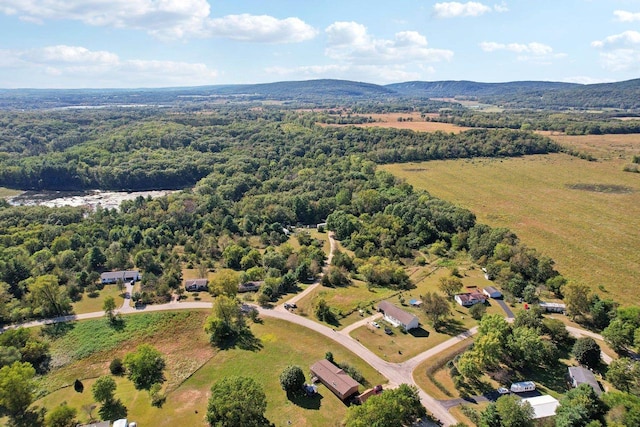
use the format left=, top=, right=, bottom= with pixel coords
left=1, top=230, right=612, bottom=427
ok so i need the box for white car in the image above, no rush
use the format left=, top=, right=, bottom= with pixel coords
left=370, top=321, right=380, bottom=328
left=497, top=387, right=510, bottom=395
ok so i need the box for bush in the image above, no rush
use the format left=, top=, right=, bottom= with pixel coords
left=469, top=303, right=487, bottom=320
left=109, top=358, right=124, bottom=376
left=573, top=337, right=601, bottom=369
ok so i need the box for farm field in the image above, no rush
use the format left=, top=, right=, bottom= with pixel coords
left=382, top=150, right=640, bottom=304
left=321, top=112, right=471, bottom=133
left=33, top=313, right=385, bottom=427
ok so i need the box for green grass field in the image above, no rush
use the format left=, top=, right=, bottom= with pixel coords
left=72, top=285, right=124, bottom=314
left=383, top=151, right=640, bottom=304
left=34, top=313, right=385, bottom=427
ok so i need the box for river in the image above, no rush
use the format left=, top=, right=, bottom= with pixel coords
left=7, top=190, right=177, bottom=211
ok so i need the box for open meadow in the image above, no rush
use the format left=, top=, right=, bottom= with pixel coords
left=383, top=145, right=640, bottom=304
left=320, top=112, right=471, bottom=133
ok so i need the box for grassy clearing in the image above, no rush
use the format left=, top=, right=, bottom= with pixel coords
left=35, top=315, right=385, bottom=427
left=321, top=112, right=471, bottom=133
left=0, top=187, right=21, bottom=198
left=72, top=284, right=124, bottom=314
left=383, top=152, right=640, bottom=303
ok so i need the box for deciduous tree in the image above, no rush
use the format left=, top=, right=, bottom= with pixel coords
left=279, top=365, right=305, bottom=395
left=422, top=292, right=451, bottom=330
left=92, top=375, right=116, bottom=404
left=572, top=337, right=601, bottom=369
left=344, top=384, right=426, bottom=427
left=0, top=361, right=36, bottom=420
left=207, top=376, right=270, bottom=427
left=123, top=344, right=165, bottom=390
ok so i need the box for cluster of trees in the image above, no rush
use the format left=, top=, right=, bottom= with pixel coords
left=456, top=312, right=566, bottom=381
left=433, top=110, right=640, bottom=135
left=0, top=339, right=165, bottom=426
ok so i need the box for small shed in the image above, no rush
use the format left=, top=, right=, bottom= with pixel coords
left=310, top=359, right=360, bottom=401
left=521, top=395, right=560, bottom=419
left=378, top=301, right=419, bottom=331
left=482, top=286, right=502, bottom=299
left=185, top=278, right=208, bottom=292
left=568, top=366, right=602, bottom=396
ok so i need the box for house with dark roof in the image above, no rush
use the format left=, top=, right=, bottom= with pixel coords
left=455, top=292, right=487, bottom=307
left=100, top=270, right=140, bottom=285
left=568, top=366, right=603, bottom=396
left=310, top=359, right=360, bottom=401
left=238, top=281, right=263, bottom=293
left=378, top=301, right=419, bottom=331
left=185, top=278, right=208, bottom=292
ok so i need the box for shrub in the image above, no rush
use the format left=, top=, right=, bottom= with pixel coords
left=109, top=358, right=124, bottom=376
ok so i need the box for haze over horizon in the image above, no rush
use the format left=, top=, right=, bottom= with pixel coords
left=1, top=0, right=640, bottom=89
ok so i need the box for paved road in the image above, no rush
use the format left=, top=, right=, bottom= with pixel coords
left=3, top=230, right=613, bottom=427
left=496, top=299, right=515, bottom=319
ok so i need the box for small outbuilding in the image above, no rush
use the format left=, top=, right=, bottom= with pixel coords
left=455, top=292, right=487, bottom=307
left=378, top=301, right=419, bottom=331
left=310, top=359, right=360, bottom=401
left=521, top=395, right=560, bottom=419
left=185, top=278, right=208, bottom=292
left=100, top=270, right=140, bottom=285
left=78, top=422, right=110, bottom=427
left=482, top=286, right=502, bottom=299
left=568, top=366, right=602, bottom=396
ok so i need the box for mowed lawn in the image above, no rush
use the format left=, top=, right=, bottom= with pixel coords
left=382, top=150, right=640, bottom=303
left=34, top=314, right=385, bottom=427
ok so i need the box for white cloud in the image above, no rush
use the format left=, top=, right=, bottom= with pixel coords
left=493, top=2, right=509, bottom=13
left=325, top=22, right=453, bottom=65
left=433, top=2, right=492, bottom=18
left=592, top=31, right=640, bottom=72
left=480, top=41, right=553, bottom=55
left=0, top=45, right=218, bottom=88
left=591, top=31, right=640, bottom=49
left=207, top=14, right=317, bottom=43
left=613, top=10, right=640, bottom=22
left=561, top=76, right=615, bottom=85
left=0, top=0, right=316, bottom=42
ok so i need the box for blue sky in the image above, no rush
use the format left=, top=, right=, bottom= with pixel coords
left=0, top=0, right=639, bottom=88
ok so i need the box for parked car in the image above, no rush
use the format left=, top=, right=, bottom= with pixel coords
left=370, top=321, right=380, bottom=328
left=384, top=327, right=393, bottom=335
left=497, top=387, right=510, bottom=395
left=284, top=303, right=296, bottom=310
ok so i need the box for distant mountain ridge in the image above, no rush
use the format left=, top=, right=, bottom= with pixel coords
left=2, top=78, right=640, bottom=110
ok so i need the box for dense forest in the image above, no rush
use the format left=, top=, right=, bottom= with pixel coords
left=0, top=108, right=559, bottom=191
left=0, top=105, right=562, bottom=324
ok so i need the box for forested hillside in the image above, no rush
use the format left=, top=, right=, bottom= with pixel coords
left=0, top=108, right=559, bottom=191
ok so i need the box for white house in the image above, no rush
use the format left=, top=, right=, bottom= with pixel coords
left=377, top=301, right=419, bottom=331
left=482, top=286, right=502, bottom=299
left=539, top=302, right=566, bottom=313
left=455, top=292, right=487, bottom=307
left=100, top=270, right=140, bottom=285
left=510, top=381, right=536, bottom=393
